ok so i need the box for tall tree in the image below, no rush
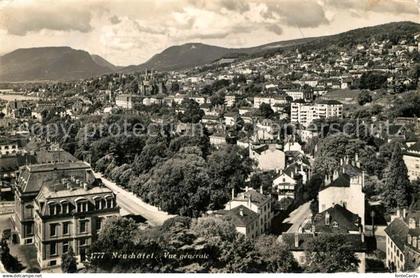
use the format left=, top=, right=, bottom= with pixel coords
left=358, top=90, right=373, bottom=106
left=257, top=103, right=275, bottom=119
left=61, top=247, right=77, bottom=273
left=383, top=144, right=411, bottom=212
left=178, top=99, right=204, bottom=123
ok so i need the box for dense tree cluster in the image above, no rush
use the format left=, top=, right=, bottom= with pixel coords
left=178, top=99, right=205, bottom=123
left=87, top=216, right=300, bottom=273
left=50, top=111, right=254, bottom=217
left=359, top=72, right=388, bottom=90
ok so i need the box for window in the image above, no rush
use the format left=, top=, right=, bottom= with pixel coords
left=50, top=242, right=57, bottom=256
left=80, top=220, right=87, bottom=233
left=56, top=205, right=61, bottom=214
left=96, top=218, right=102, bottom=231
left=95, top=199, right=101, bottom=210
left=63, top=222, right=69, bottom=235
left=49, top=204, right=56, bottom=215
left=77, top=202, right=88, bottom=213
left=26, top=224, right=33, bottom=235
left=106, top=198, right=113, bottom=209
left=62, top=241, right=69, bottom=254
left=80, top=239, right=86, bottom=246
left=62, top=203, right=69, bottom=214
left=50, top=224, right=58, bottom=237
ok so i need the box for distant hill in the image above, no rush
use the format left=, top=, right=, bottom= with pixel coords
left=122, top=38, right=314, bottom=72
left=123, top=21, right=420, bottom=72
left=91, top=54, right=121, bottom=71
left=0, top=47, right=116, bottom=82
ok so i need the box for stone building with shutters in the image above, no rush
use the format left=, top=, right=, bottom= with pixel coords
left=12, top=159, right=119, bottom=269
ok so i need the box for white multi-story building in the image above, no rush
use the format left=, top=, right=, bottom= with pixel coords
left=0, top=138, right=21, bottom=156
left=285, top=90, right=304, bottom=101
left=249, top=143, right=286, bottom=172
left=224, top=188, right=272, bottom=238
left=318, top=158, right=365, bottom=229
left=253, top=95, right=287, bottom=109
left=291, top=100, right=343, bottom=127
left=225, top=95, right=237, bottom=107
left=403, top=142, right=420, bottom=181
left=115, top=94, right=141, bottom=109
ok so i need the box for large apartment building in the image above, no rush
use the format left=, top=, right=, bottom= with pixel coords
left=12, top=160, right=119, bottom=269
left=291, top=100, right=343, bottom=127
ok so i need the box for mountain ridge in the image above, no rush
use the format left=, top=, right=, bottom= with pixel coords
left=1, top=21, right=420, bottom=82
left=0, top=46, right=116, bottom=82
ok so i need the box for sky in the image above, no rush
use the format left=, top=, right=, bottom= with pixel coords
left=0, top=0, right=419, bottom=66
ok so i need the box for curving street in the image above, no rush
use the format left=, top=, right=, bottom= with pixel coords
left=94, top=172, right=175, bottom=226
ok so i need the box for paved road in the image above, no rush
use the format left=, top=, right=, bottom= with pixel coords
left=94, top=172, right=174, bottom=226
left=283, top=201, right=312, bottom=233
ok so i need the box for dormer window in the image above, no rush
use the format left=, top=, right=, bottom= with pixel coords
left=75, top=199, right=89, bottom=213
left=94, top=198, right=101, bottom=210
left=61, top=201, right=70, bottom=214
left=49, top=203, right=60, bottom=215
left=332, top=221, right=339, bottom=228
left=106, top=196, right=114, bottom=209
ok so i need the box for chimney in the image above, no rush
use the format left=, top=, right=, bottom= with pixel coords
left=231, top=188, right=235, bottom=200
left=83, top=182, right=89, bottom=190
left=403, top=208, right=407, bottom=218
left=355, top=153, right=359, bottom=162
left=340, top=158, right=343, bottom=166
left=260, top=185, right=263, bottom=194
left=294, top=233, right=299, bottom=248
left=325, top=212, right=330, bottom=225
left=361, top=232, right=365, bottom=243
left=397, top=208, right=401, bottom=218
left=248, top=196, right=251, bottom=208
left=239, top=208, right=244, bottom=217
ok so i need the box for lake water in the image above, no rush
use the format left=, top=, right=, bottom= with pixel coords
left=0, top=94, right=39, bottom=101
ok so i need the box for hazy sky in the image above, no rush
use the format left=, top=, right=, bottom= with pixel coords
left=0, top=0, right=419, bottom=66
